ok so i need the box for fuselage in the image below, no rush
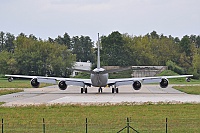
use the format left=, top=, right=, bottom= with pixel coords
left=90, top=68, right=108, bottom=87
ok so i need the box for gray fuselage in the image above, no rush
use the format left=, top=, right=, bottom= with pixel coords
left=90, top=72, right=108, bottom=87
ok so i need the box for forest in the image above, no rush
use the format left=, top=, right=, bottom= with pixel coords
left=0, top=31, right=200, bottom=79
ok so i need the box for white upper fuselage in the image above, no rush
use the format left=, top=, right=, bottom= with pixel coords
left=90, top=68, right=108, bottom=87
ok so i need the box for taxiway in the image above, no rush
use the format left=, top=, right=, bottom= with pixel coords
left=0, top=85, right=199, bottom=106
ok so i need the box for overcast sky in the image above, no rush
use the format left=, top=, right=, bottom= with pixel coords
left=1, top=0, right=199, bottom=41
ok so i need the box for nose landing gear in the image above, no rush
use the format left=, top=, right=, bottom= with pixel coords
left=98, top=87, right=103, bottom=93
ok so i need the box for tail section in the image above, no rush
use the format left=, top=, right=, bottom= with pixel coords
left=97, top=33, right=101, bottom=69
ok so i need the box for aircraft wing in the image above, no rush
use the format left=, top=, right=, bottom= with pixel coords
left=107, top=75, right=193, bottom=87
left=5, top=74, right=92, bottom=87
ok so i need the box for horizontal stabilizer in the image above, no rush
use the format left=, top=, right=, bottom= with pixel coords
left=102, top=67, right=131, bottom=74
left=73, top=69, right=96, bottom=74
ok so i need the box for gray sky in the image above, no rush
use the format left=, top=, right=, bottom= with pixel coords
left=1, top=0, right=199, bottom=41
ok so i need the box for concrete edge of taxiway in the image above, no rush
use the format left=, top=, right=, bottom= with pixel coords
left=1, top=101, right=200, bottom=107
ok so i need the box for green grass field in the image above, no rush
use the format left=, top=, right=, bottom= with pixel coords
left=173, top=86, right=200, bottom=95
left=0, top=104, right=199, bottom=132
left=0, top=89, right=23, bottom=96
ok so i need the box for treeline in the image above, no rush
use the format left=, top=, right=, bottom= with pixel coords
left=101, top=31, right=200, bottom=79
left=0, top=32, right=75, bottom=77
left=0, top=32, right=95, bottom=77
left=0, top=31, right=200, bottom=78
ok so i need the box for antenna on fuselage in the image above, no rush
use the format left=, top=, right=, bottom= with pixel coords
left=97, top=33, right=100, bottom=69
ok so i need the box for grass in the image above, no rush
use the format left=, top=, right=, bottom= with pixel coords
left=158, top=70, right=200, bottom=84
left=109, top=69, right=132, bottom=79
left=0, top=88, right=23, bottom=96
left=169, top=78, right=200, bottom=84
left=158, top=70, right=179, bottom=76
left=0, top=104, right=199, bottom=132
left=0, top=78, right=51, bottom=88
left=173, top=86, right=200, bottom=95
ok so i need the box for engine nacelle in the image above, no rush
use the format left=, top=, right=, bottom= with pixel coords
left=31, top=78, right=40, bottom=88
left=186, top=78, right=191, bottom=82
left=58, top=81, right=67, bottom=90
left=132, top=81, right=142, bottom=90
left=8, top=77, right=13, bottom=82
left=160, top=78, right=168, bottom=88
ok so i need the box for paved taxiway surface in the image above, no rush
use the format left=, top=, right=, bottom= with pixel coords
left=0, top=85, right=199, bottom=106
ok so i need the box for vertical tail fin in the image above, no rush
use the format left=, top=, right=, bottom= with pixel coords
left=97, top=33, right=100, bottom=69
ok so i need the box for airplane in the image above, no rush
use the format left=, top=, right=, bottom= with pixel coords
left=5, top=33, right=193, bottom=93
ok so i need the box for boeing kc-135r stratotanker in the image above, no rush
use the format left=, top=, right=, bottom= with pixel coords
left=5, top=34, right=193, bottom=93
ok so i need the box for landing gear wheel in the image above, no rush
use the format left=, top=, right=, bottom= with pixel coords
left=112, top=88, right=115, bottom=93
left=112, top=88, right=119, bottom=93
left=85, top=88, right=87, bottom=93
left=98, top=87, right=102, bottom=93
left=116, top=88, right=119, bottom=93
left=81, top=88, right=84, bottom=93
left=81, top=88, right=88, bottom=93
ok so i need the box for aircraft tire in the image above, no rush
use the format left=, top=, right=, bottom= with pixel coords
left=116, top=88, right=119, bottom=93
left=81, top=88, right=84, bottom=93
left=98, top=87, right=102, bottom=93
left=112, top=88, right=115, bottom=93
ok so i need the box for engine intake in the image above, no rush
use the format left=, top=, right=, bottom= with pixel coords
left=31, top=78, right=40, bottom=88
left=132, top=81, right=142, bottom=90
left=58, top=81, right=67, bottom=90
left=160, top=78, right=168, bottom=88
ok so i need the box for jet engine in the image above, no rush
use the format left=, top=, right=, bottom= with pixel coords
left=132, top=81, right=142, bottom=90
left=58, top=80, right=67, bottom=90
left=31, top=78, right=40, bottom=88
left=160, top=78, right=168, bottom=88
left=8, top=77, right=13, bottom=82
left=186, top=78, right=191, bottom=82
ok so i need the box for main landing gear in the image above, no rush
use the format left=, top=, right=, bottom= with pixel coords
left=81, top=87, right=87, bottom=93
left=98, top=87, right=119, bottom=93
left=112, top=87, right=119, bottom=93
left=81, top=87, right=119, bottom=94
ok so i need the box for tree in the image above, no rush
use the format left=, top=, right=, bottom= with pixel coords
left=29, top=34, right=37, bottom=40
left=196, top=36, right=200, bottom=48
left=5, top=33, right=15, bottom=52
left=48, top=37, right=54, bottom=43
left=150, top=31, right=159, bottom=39
left=179, top=35, right=193, bottom=56
left=192, top=48, right=200, bottom=78
left=178, top=35, right=196, bottom=72
left=0, top=32, right=15, bottom=52
left=0, top=31, right=5, bottom=52
left=101, top=31, right=129, bottom=66
left=71, top=36, right=94, bottom=63
left=151, top=35, right=180, bottom=65
left=0, top=51, right=17, bottom=74
left=55, top=33, right=72, bottom=49
left=13, top=35, right=75, bottom=76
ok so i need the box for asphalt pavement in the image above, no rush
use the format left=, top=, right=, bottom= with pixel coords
left=0, top=84, right=199, bottom=106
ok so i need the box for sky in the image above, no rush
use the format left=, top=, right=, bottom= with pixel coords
left=0, top=0, right=200, bottom=41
